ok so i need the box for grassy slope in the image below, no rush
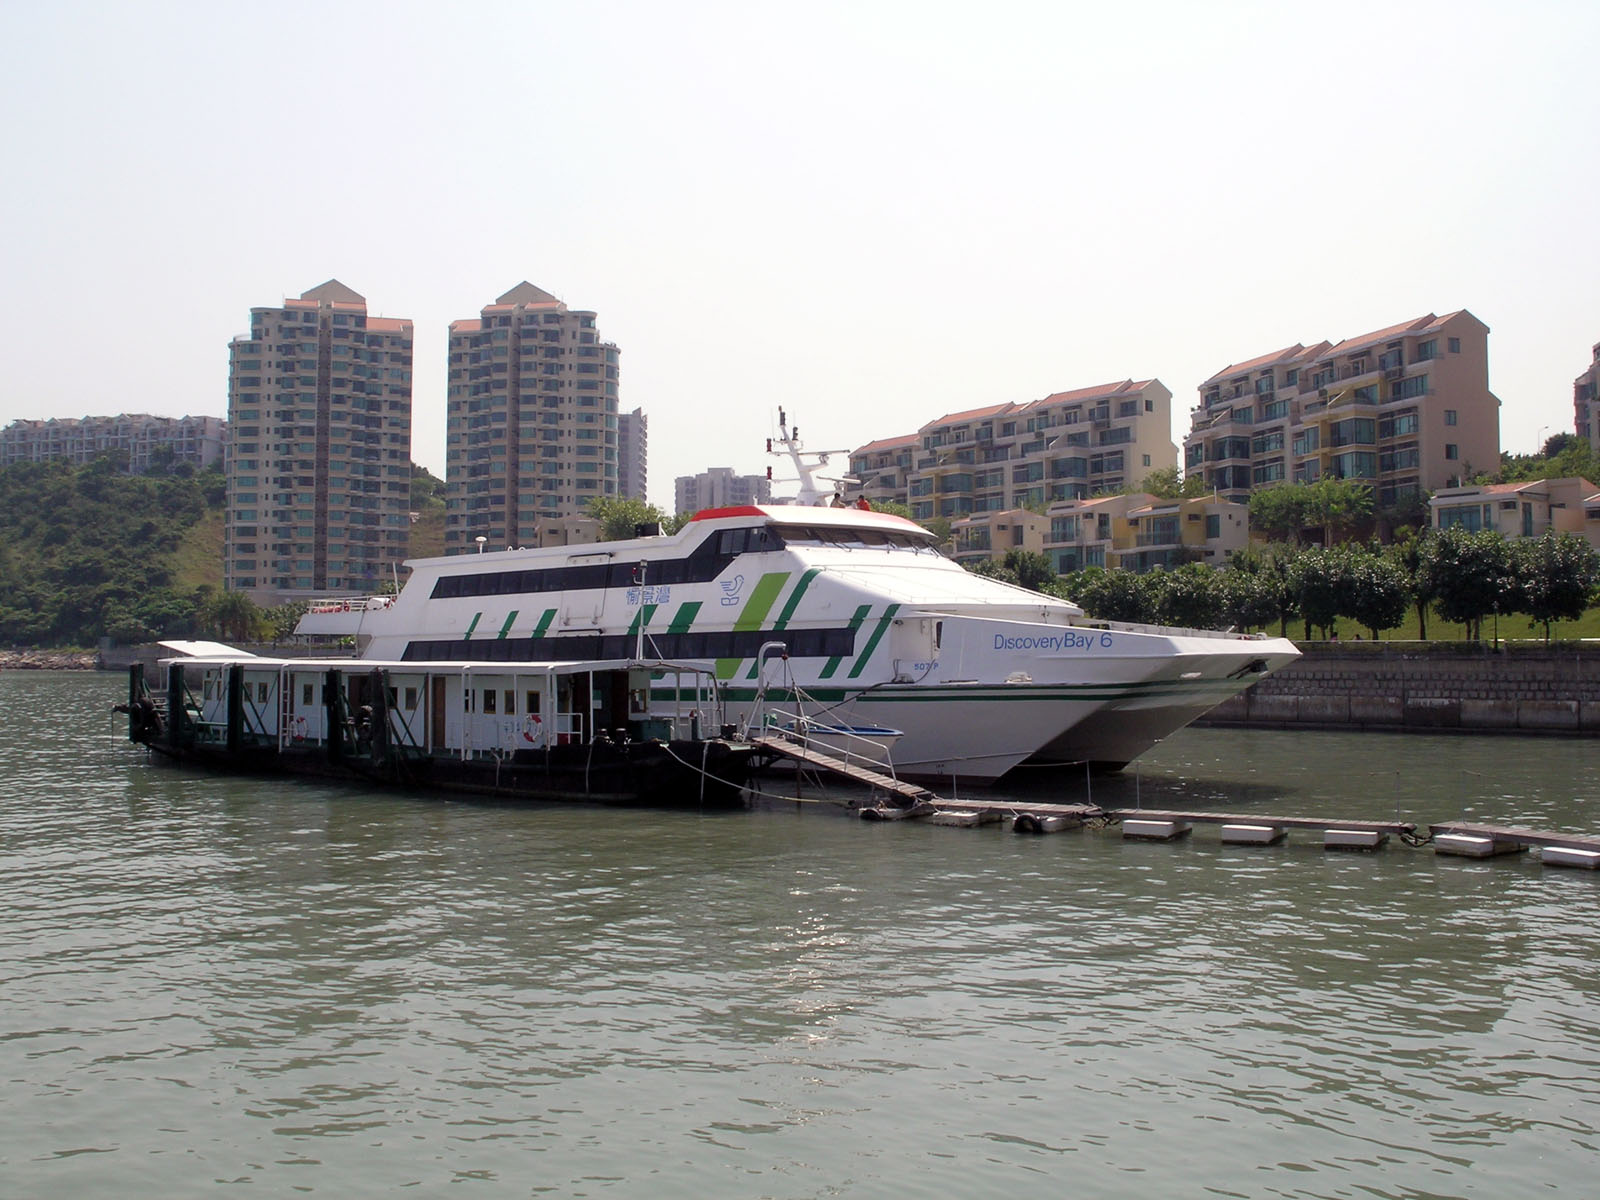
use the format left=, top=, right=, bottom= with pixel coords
left=1253, top=604, right=1600, bottom=643
left=170, top=509, right=225, bottom=593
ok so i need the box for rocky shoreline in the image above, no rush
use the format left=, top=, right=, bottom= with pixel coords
left=0, top=650, right=99, bottom=670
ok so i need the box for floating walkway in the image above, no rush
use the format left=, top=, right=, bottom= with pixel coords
left=746, top=736, right=938, bottom=809
left=747, top=740, right=1600, bottom=870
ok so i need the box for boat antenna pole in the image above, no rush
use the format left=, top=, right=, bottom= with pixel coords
left=634, top=561, right=647, bottom=659
left=770, top=408, right=857, bottom=507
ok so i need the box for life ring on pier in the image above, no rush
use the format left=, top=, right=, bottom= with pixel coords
left=522, top=714, right=544, bottom=745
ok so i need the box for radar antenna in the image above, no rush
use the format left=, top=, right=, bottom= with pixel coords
left=769, top=409, right=858, bottom=506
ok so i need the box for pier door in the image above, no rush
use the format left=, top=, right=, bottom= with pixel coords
left=431, top=676, right=447, bottom=751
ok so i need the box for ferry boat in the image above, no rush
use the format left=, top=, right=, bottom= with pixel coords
left=279, top=419, right=1299, bottom=785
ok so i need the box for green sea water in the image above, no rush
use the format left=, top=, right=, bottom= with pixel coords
left=4, top=670, right=1599, bottom=1199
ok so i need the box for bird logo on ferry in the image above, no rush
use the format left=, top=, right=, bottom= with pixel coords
left=720, top=574, right=744, bottom=607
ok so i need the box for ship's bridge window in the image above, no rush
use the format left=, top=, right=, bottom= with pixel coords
left=772, top=523, right=938, bottom=554
left=715, top=526, right=780, bottom=555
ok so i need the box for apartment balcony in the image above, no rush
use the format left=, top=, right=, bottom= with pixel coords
left=1133, top=531, right=1181, bottom=549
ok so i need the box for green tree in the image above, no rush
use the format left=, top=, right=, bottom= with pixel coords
left=1248, top=485, right=1315, bottom=546
left=1071, top=567, right=1154, bottom=624
left=1287, top=546, right=1347, bottom=639
left=1343, top=546, right=1410, bottom=639
left=206, top=591, right=260, bottom=644
left=1516, top=533, right=1598, bottom=641
left=1421, top=527, right=1516, bottom=641
left=1139, top=466, right=1210, bottom=501
left=1218, top=564, right=1284, bottom=633
left=586, top=495, right=674, bottom=542
left=1307, top=478, right=1375, bottom=547
left=1152, top=563, right=1226, bottom=629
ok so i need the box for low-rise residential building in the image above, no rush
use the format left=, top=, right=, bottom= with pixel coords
left=1576, top=342, right=1600, bottom=455
left=1185, top=310, right=1500, bottom=509
left=859, top=379, right=1175, bottom=524
left=1, top=413, right=226, bottom=472
left=950, top=508, right=1048, bottom=567
left=1039, top=494, right=1152, bottom=573
left=1116, top=493, right=1251, bottom=573
left=1430, top=478, right=1599, bottom=539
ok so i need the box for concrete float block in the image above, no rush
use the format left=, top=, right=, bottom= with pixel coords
left=928, top=809, right=1003, bottom=828
left=1123, top=819, right=1191, bottom=842
left=1220, top=823, right=1286, bottom=846
left=1461, top=699, right=1518, bottom=729
left=1518, top=700, right=1581, bottom=731
left=1324, top=828, right=1388, bottom=851
left=1541, top=846, right=1600, bottom=870
left=1434, top=834, right=1525, bottom=859
left=1012, top=813, right=1081, bottom=835
left=859, top=804, right=916, bottom=821
left=1349, top=696, right=1404, bottom=725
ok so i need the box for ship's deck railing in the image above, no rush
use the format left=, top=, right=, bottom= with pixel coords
left=744, top=640, right=903, bottom=784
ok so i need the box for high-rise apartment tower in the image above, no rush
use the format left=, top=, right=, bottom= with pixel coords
left=225, top=280, right=414, bottom=601
left=445, top=283, right=620, bottom=553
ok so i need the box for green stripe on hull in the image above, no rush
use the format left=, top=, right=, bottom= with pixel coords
left=531, top=609, right=556, bottom=637
left=465, top=612, right=482, bottom=638
left=744, top=568, right=823, bottom=679
left=626, top=604, right=659, bottom=638
left=497, top=610, right=520, bottom=639
left=667, top=601, right=701, bottom=634
left=846, top=604, right=899, bottom=679
left=715, top=572, right=791, bottom=679
left=819, top=605, right=873, bottom=679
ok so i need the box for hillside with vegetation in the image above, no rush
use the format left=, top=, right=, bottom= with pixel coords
left=0, top=459, right=450, bottom=648
left=0, top=457, right=226, bottom=646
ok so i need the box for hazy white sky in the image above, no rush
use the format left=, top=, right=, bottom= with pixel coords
left=3, top=0, right=1596, bottom=509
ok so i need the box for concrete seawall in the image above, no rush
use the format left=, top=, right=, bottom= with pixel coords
left=1202, top=642, right=1600, bottom=735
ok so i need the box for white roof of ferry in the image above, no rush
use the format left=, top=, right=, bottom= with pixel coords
left=393, top=503, right=935, bottom=572
left=158, top=654, right=722, bottom=675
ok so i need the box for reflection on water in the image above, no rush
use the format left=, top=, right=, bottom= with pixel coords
left=3, top=671, right=1599, bottom=1198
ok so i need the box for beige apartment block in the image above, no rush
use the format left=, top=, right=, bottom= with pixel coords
left=225, top=280, right=413, bottom=603
left=1, top=413, right=225, bottom=472
left=445, top=283, right=620, bottom=553
left=1430, top=478, right=1599, bottom=546
left=1185, top=311, right=1500, bottom=510
left=1038, top=493, right=1152, bottom=573
left=875, top=379, right=1174, bottom=524
left=617, top=406, right=648, bottom=501
left=950, top=508, right=1048, bottom=567
left=674, top=467, right=772, bottom=516
left=1575, top=343, right=1600, bottom=454
left=850, top=433, right=919, bottom=509
left=1035, top=491, right=1247, bottom=575
left=1115, top=493, right=1250, bottom=573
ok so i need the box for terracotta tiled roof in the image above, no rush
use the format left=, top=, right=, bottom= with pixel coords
left=1031, top=380, right=1136, bottom=406
left=366, top=317, right=411, bottom=333
left=852, top=433, right=920, bottom=455
left=1202, top=346, right=1307, bottom=385
left=921, top=402, right=1019, bottom=429
left=1320, top=315, right=1437, bottom=359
